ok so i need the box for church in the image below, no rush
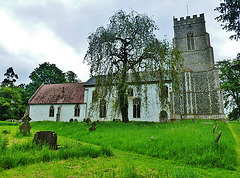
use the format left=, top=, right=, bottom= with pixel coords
left=28, top=13, right=225, bottom=122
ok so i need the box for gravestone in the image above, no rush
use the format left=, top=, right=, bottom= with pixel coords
left=89, top=121, right=96, bottom=131
left=19, top=114, right=32, bottom=135
left=84, top=118, right=91, bottom=125
left=33, top=131, right=57, bottom=149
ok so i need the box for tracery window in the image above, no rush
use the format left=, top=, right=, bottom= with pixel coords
left=49, top=105, right=54, bottom=117
left=74, top=104, right=80, bottom=117
left=100, top=99, right=107, bottom=118
left=187, top=32, right=194, bottom=50
left=133, top=98, right=141, bottom=118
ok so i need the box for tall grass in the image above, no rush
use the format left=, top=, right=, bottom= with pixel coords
left=0, top=139, right=113, bottom=170
left=0, top=121, right=19, bottom=126
left=31, top=120, right=237, bottom=170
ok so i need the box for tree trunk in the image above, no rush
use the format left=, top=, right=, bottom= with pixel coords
left=118, top=64, right=129, bottom=123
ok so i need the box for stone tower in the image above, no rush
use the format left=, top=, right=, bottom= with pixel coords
left=171, top=13, right=225, bottom=120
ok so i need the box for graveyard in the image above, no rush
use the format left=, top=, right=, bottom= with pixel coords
left=0, top=120, right=239, bottom=177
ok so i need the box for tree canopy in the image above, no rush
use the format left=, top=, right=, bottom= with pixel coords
left=65, top=71, right=81, bottom=83
left=215, top=0, right=240, bottom=40
left=216, top=54, right=240, bottom=120
left=25, top=62, right=67, bottom=100
left=1, top=67, right=18, bottom=87
left=0, top=86, right=25, bottom=120
left=84, top=10, right=183, bottom=122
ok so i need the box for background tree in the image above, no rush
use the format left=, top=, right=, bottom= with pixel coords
left=216, top=54, right=240, bottom=120
left=1, top=67, right=18, bottom=87
left=25, top=62, right=67, bottom=100
left=84, top=10, right=182, bottom=122
left=215, top=0, right=240, bottom=40
left=0, top=86, right=25, bottom=120
left=65, top=70, right=81, bottom=83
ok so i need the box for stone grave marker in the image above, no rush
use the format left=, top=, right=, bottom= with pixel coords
left=89, top=121, right=96, bottom=131
left=19, top=114, right=32, bottom=135
left=33, top=131, right=57, bottom=149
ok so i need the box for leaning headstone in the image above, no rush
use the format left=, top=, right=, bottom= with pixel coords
left=215, top=131, right=222, bottom=144
left=89, top=121, right=96, bottom=132
left=33, top=131, right=57, bottom=149
left=84, top=118, right=91, bottom=125
left=19, top=114, right=32, bottom=135
left=213, top=125, right=216, bottom=134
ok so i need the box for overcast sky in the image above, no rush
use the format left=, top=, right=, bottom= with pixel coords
left=0, top=0, right=239, bottom=85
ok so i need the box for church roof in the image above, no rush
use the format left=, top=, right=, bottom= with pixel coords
left=29, top=83, right=85, bottom=104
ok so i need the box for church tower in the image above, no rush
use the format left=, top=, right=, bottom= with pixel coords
left=171, top=14, right=225, bottom=120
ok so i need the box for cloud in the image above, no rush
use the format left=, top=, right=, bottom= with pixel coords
left=0, top=0, right=239, bottom=85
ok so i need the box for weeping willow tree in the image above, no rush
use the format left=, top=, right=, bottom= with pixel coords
left=84, top=10, right=183, bottom=122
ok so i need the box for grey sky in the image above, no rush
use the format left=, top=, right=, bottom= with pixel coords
left=0, top=0, right=239, bottom=85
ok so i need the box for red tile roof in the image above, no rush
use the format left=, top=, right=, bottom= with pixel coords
left=29, top=83, right=85, bottom=104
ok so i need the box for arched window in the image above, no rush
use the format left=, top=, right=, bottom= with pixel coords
left=187, top=32, right=194, bottom=50
left=100, top=99, right=107, bottom=118
left=74, top=104, right=80, bottom=117
left=133, top=98, right=141, bottom=118
left=49, top=105, right=54, bottom=117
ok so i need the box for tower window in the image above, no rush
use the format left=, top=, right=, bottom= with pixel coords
left=49, top=105, right=54, bottom=117
left=100, top=99, right=107, bottom=118
left=74, top=104, right=80, bottom=117
left=133, top=98, right=141, bottom=118
left=187, top=32, right=194, bottom=50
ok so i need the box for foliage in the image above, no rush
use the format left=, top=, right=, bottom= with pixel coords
left=84, top=10, right=183, bottom=122
left=65, top=70, right=81, bottom=83
left=216, top=54, right=240, bottom=120
left=0, top=86, right=25, bottom=121
left=1, top=67, right=18, bottom=87
left=215, top=0, right=240, bottom=40
left=31, top=120, right=237, bottom=170
left=0, top=136, right=8, bottom=152
left=25, top=62, right=67, bottom=100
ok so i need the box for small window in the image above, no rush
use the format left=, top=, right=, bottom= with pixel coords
left=100, top=99, right=107, bottom=118
left=133, top=98, right=141, bottom=118
left=49, top=105, right=54, bottom=117
left=187, top=32, right=194, bottom=50
left=74, top=104, right=80, bottom=117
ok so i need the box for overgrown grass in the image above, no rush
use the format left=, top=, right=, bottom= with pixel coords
left=0, top=138, right=113, bottom=170
left=31, top=120, right=237, bottom=170
left=0, top=121, right=19, bottom=126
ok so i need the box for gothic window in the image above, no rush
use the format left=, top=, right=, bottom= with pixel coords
left=100, top=99, right=107, bottom=118
left=187, top=32, right=194, bottom=50
left=74, top=104, right=80, bottom=117
left=133, top=98, right=141, bottom=118
left=49, top=105, right=54, bottom=117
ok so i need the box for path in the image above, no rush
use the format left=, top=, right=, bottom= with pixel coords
left=228, top=122, right=240, bottom=170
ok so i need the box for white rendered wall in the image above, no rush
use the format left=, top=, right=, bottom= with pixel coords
left=84, top=83, right=171, bottom=122
left=29, top=104, right=86, bottom=122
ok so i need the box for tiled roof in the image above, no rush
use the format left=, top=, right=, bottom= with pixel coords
left=29, top=83, right=85, bottom=104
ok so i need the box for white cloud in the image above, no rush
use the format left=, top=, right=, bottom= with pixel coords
left=0, top=9, right=90, bottom=82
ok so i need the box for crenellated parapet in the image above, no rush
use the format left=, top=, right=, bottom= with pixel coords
left=173, top=13, right=205, bottom=26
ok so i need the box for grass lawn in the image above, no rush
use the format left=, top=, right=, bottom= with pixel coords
left=0, top=120, right=239, bottom=177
